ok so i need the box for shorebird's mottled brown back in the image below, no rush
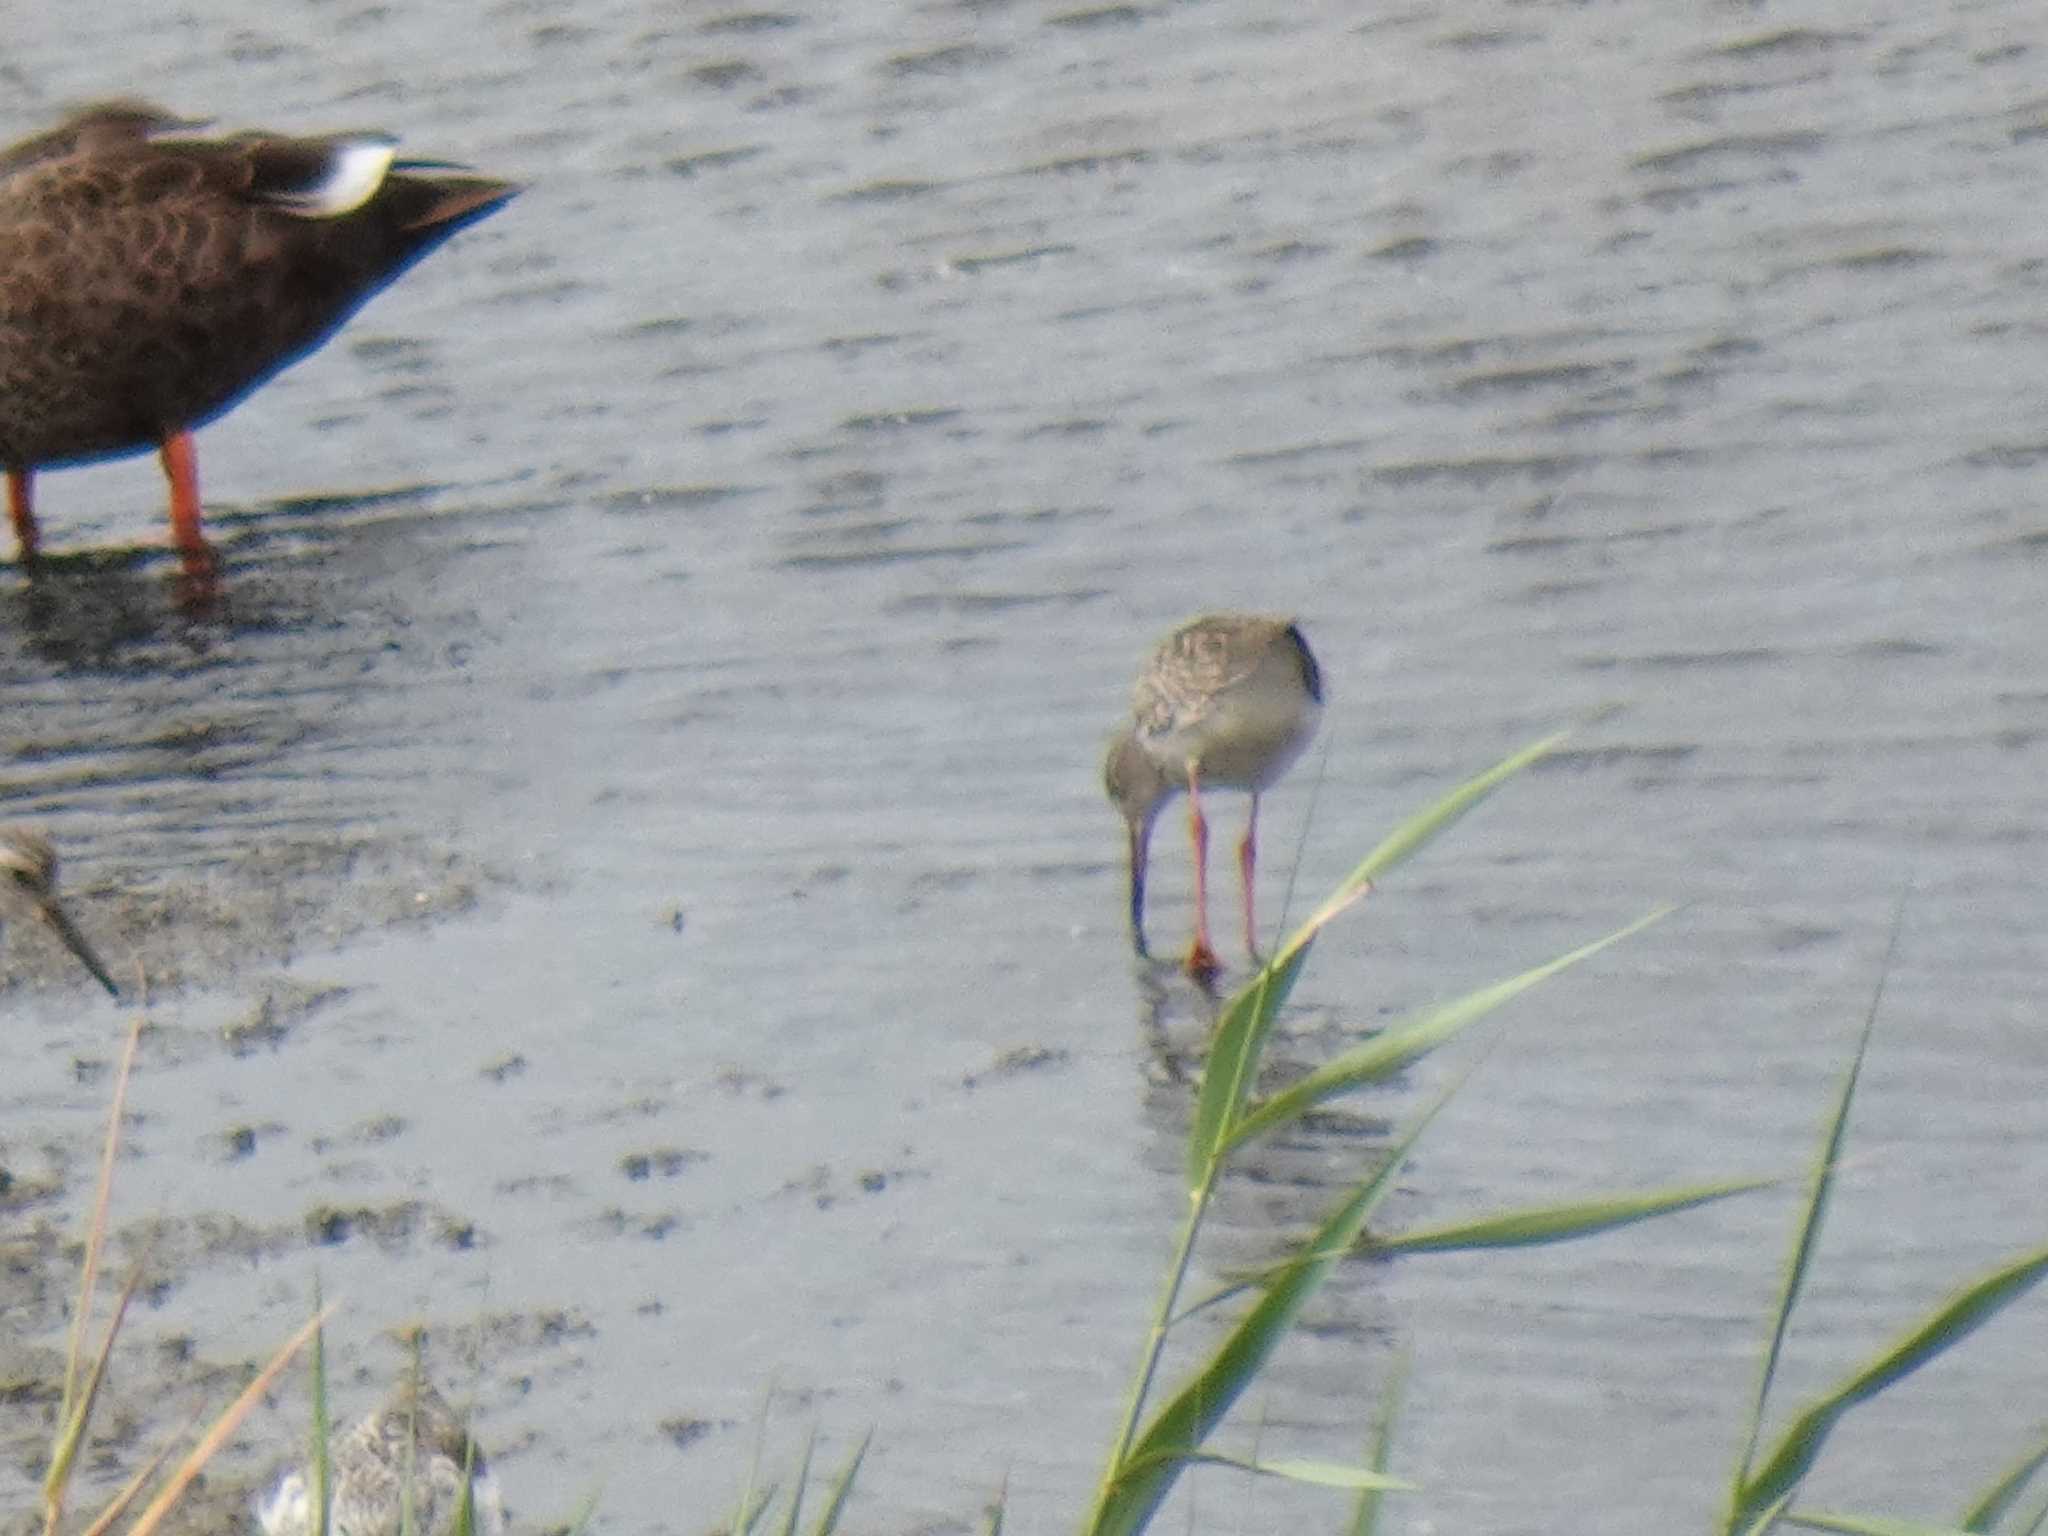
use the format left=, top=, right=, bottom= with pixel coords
left=1131, top=614, right=1319, bottom=743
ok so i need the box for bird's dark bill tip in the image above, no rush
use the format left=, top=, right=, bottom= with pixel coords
left=44, top=904, right=119, bottom=998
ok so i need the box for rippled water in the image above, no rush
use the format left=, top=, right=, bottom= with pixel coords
left=4, top=5, right=2047, bottom=1534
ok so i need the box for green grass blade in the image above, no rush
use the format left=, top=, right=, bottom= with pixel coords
left=1734, top=1491, right=1794, bottom=1536
left=309, top=1290, right=331, bottom=1536
left=1115, top=1447, right=1411, bottom=1492
left=774, top=1427, right=816, bottom=1536
left=1088, top=1071, right=1469, bottom=1536
left=808, top=1430, right=868, bottom=1536
left=1737, top=1245, right=2048, bottom=1523
left=1226, top=909, right=1668, bottom=1155
left=564, top=1488, right=603, bottom=1535
left=1346, top=1347, right=1409, bottom=1536
left=981, top=1471, right=1006, bottom=1536
left=452, top=1380, right=488, bottom=1536
left=1188, top=941, right=1314, bottom=1189
left=1198, top=1174, right=1766, bottom=1307
left=733, top=1386, right=776, bottom=1536
left=1731, top=930, right=1892, bottom=1514
left=1957, top=1431, right=2048, bottom=1532
left=127, top=1304, right=336, bottom=1536
left=1187, top=728, right=1575, bottom=1188
left=43, top=1261, right=144, bottom=1518
left=1781, top=1515, right=1980, bottom=1536
left=737, top=1485, right=780, bottom=1536
left=400, top=1339, right=423, bottom=1536
left=1370, top=1176, right=1775, bottom=1255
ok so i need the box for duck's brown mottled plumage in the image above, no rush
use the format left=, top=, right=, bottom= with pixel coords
left=0, top=101, right=518, bottom=566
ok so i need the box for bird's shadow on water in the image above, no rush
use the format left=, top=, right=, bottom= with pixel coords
left=0, top=480, right=518, bottom=674
left=0, top=481, right=541, bottom=827
left=0, top=481, right=545, bottom=992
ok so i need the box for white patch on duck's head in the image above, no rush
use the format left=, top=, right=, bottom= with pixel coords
left=269, top=135, right=398, bottom=218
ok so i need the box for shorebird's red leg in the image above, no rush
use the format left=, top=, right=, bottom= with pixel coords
left=1184, top=765, right=1221, bottom=979
left=1239, top=793, right=1261, bottom=959
left=8, top=468, right=38, bottom=563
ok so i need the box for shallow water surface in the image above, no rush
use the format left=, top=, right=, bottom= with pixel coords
left=4, top=5, right=2048, bottom=1534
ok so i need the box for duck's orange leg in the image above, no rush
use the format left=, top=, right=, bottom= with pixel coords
left=159, top=431, right=220, bottom=592
left=159, top=431, right=208, bottom=555
left=8, top=468, right=38, bottom=563
left=1183, top=765, right=1221, bottom=980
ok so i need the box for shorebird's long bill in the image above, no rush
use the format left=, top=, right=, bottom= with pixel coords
left=1126, top=814, right=1152, bottom=957
left=41, top=901, right=118, bottom=998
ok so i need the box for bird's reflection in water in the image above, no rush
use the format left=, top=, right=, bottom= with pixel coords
left=1133, top=956, right=1220, bottom=1088
left=4, top=548, right=206, bottom=668
left=1, top=492, right=410, bottom=671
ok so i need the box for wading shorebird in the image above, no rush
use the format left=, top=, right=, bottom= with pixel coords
left=0, top=826, right=118, bottom=997
left=1104, top=613, right=1323, bottom=979
left=254, top=1378, right=505, bottom=1536
left=0, top=100, right=518, bottom=573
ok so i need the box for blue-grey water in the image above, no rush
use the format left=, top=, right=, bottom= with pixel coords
left=3, top=5, right=2046, bottom=1534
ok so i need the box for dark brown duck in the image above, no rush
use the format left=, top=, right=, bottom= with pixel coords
left=0, top=100, right=518, bottom=566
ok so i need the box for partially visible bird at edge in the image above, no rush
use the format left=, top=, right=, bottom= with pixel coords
left=254, top=1377, right=505, bottom=1536
left=0, top=99, right=518, bottom=577
left=1104, top=613, right=1324, bottom=980
left=0, top=826, right=118, bottom=996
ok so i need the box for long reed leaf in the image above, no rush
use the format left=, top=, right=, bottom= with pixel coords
left=1735, top=1489, right=1794, bottom=1536
left=1114, top=1447, right=1411, bottom=1491
left=1346, top=1348, right=1408, bottom=1536
left=310, top=1288, right=331, bottom=1536
left=1188, top=941, right=1313, bottom=1189
left=1087, top=1069, right=1469, bottom=1536
left=1736, top=1246, right=2048, bottom=1523
left=1781, top=1516, right=1980, bottom=1536
left=1957, top=1431, right=2048, bottom=1533
left=1193, top=1171, right=1764, bottom=1315
left=1187, top=728, right=1573, bottom=1186
left=1225, top=909, right=1668, bottom=1155
left=1368, top=1177, right=1774, bottom=1256
left=1730, top=926, right=1891, bottom=1517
